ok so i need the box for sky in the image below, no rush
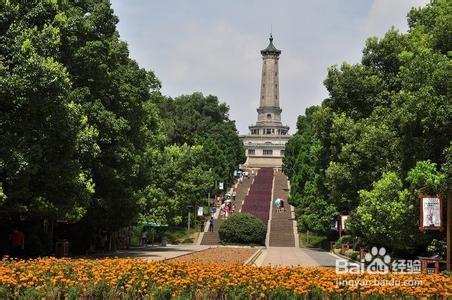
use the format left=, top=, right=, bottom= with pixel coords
left=110, top=0, right=428, bottom=134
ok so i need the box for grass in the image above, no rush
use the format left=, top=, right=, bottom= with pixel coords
left=130, top=226, right=198, bottom=246
left=298, top=231, right=330, bottom=250
left=165, top=227, right=198, bottom=244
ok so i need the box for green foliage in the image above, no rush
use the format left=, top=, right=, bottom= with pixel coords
left=343, top=249, right=360, bottom=261
left=298, top=232, right=329, bottom=250
left=284, top=1, right=451, bottom=252
left=0, top=0, right=244, bottom=252
left=157, top=93, right=245, bottom=191
left=406, top=160, right=445, bottom=194
left=218, top=213, right=266, bottom=245
left=427, top=238, right=446, bottom=258
left=165, top=227, right=197, bottom=245
left=334, top=235, right=354, bottom=249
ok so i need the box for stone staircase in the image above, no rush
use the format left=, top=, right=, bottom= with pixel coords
left=200, top=174, right=254, bottom=245
left=241, top=168, right=273, bottom=224
left=269, top=172, right=295, bottom=247
left=200, top=218, right=223, bottom=245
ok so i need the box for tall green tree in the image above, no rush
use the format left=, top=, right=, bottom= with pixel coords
left=157, top=92, right=245, bottom=190
left=0, top=0, right=162, bottom=231
left=0, top=0, right=97, bottom=221
left=284, top=0, right=451, bottom=251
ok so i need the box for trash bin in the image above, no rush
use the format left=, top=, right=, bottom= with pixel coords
left=55, top=240, right=69, bottom=257
left=160, top=236, right=167, bottom=247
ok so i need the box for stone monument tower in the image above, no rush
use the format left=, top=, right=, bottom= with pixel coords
left=241, top=35, right=291, bottom=168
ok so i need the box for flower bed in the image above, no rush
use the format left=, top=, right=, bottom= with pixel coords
left=0, top=257, right=450, bottom=299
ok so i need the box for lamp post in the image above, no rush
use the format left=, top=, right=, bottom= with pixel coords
left=447, top=191, right=451, bottom=271
left=187, top=205, right=192, bottom=231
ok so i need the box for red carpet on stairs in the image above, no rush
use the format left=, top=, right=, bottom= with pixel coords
left=241, top=167, right=273, bottom=224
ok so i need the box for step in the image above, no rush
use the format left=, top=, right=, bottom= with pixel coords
left=268, top=171, right=296, bottom=248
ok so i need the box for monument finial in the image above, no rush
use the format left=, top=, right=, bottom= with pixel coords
left=270, top=24, right=273, bottom=42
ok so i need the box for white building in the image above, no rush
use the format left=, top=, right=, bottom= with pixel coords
left=241, top=35, right=291, bottom=168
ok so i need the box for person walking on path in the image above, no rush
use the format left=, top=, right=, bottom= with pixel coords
left=209, top=217, right=215, bottom=232
left=280, top=198, right=285, bottom=212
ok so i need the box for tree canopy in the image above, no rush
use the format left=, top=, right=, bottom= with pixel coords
left=283, top=0, right=451, bottom=252
left=0, top=0, right=245, bottom=251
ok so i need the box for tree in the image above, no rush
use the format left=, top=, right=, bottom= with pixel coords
left=0, top=0, right=97, bottom=221
left=157, top=92, right=245, bottom=190
left=348, top=172, right=415, bottom=250
left=284, top=0, right=451, bottom=249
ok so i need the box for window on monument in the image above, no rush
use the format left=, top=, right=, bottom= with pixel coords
left=266, top=114, right=271, bottom=119
left=272, top=129, right=275, bottom=134
left=266, top=128, right=271, bottom=134
left=275, top=83, right=278, bottom=88
left=248, top=149, right=255, bottom=155
left=275, top=72, right=277, bottom=76
left=280, top=150, right=285, bottom=156
left=261, top=95, right=264, bottom=99
left=263, top=149, right=273, bottom=156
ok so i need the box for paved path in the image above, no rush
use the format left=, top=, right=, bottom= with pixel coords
left=87, top=245, right=209, bottom=261
left=261, top=247, right=338, bottom=267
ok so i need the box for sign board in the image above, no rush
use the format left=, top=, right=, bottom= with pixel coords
left=340, top=215, right=349, bottom=232
left=218, top=182, right=224, bottom=190
left=419, top=195, right=442, bottom=230
left=197, top=207, right=204, bottom=217
left=331, top=220, right=339, bottom=231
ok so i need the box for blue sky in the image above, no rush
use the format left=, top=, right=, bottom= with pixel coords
left=110, top=0, right=427, bottom=134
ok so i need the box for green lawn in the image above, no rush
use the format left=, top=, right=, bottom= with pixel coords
left=298, top=231, right=330, bottom=250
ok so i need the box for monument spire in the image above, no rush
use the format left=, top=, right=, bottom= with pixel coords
left=240, top=35, right=291, bottom=168
left=258, top=34, right=282, bottom=123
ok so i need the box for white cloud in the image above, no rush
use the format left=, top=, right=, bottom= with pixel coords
left=111, top=0, right=430, bottom=134
left=365, top=0, right=429, bottom=36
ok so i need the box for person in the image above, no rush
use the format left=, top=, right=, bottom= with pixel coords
left=280, top=198, right=285, bottom=212
left=232, top=191, right=236, bottom=201
left=274, top=198, right=281, bottom=213
left=100, top=231, right=108, bottom=252
left=225, top=204, right=230, bottom=218
left=141, top=229, right=148, bottom=247
left=220, top=202, right=226, bottom=217
left=232, top=204, right=236, bottom=213
left=9, top=227, right=25, bottom=258
left=209, top=217, right=214, bottom=232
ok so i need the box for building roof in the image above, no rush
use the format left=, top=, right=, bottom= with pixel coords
left=261, top=34, right=281, bottom=55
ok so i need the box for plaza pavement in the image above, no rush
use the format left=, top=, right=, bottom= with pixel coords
left=88, top=244, right=210, bottom=261
left=91, top=244, right=339, bottom=267
left=255, top=247, right=338, bottom=267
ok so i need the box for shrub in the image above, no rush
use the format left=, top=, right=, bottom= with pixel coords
left=219, top=213, right=266, bottom=245
left=344, top=249, right=360, bottom=261
left=335, top=235, right=353, bottom=249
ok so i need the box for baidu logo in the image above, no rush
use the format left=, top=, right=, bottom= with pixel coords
left=365, top=247, right=391, bottom=274
left=336, top=247, right=420, bottom=274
